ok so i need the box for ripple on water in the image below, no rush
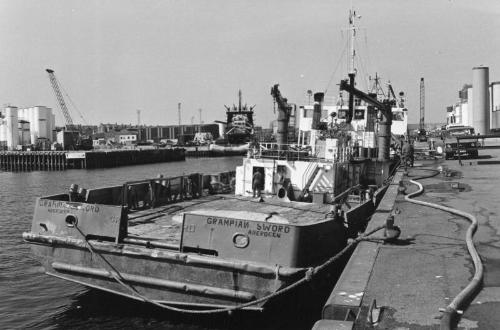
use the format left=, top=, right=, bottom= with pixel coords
left=0, top=158, right=243, bottom=329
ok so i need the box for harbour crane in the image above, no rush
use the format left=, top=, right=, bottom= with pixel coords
left=46, top=68, right=92, bottom=150
left=46, top=69, right=75, bottom=131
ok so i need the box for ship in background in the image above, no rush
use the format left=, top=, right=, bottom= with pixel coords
left=210, top=89, right=255, bottom=154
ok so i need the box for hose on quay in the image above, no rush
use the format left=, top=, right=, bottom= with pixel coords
left=75, top=223, right=387, bottom=315
left=403, top=168, right=484, bottom=330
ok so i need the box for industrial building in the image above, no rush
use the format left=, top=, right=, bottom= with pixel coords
left=94, top=123, right=222, bottom=145
left=447, top=66, right=500, bottom=134
left=0, top=106, right=56, bottom=150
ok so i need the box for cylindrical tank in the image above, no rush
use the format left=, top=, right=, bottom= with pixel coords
left=472, top=66, right=490, bottom=134
left=5, top=106, right=19, bottom=150
left=33, top=106, right=41, bottom=141
left=18, top=120, right=31, bottom=145
left=27, top=107, right=35, bottom=144
left=463, top=87, right=473, bottom=127
left=51, top=112, right=56, bottom=141
left=37, top=106, right=49, bottom=139
left=0, top=118, right=5, bottom=144
left=491, top=82, right=500, bottom=130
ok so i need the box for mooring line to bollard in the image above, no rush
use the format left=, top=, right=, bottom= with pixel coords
left=74, top=223, right=387, bottom=314
left=403, top=168, right=483, bottom=330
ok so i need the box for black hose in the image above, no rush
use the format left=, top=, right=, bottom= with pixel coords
left=403, top=167, right=483, bottom=330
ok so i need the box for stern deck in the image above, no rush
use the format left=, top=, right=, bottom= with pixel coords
left=127, top=194, right=334, bottom=244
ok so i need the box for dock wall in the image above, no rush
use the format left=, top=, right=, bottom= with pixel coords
left=314, top=171, right=402, bottom=329
left=0, top=148, right=185, bottom=171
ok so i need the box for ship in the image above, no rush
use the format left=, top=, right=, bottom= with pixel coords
left=22, top=10, right=401, bottom=314
left=21, top=81, right=397, bottom=313
left=209, top=90, right=255, bottom=155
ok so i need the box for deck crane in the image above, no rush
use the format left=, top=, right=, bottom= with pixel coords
left=46, top=69, right=92, bottom=150
left=270, top=84, right=294, bottom=149
left=339, top=79, right=393, bottom=161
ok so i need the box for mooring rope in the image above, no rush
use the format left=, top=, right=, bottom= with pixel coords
left=75, top=223, right=386, bottom=314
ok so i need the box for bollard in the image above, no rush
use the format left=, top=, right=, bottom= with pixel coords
left=384, top=215, right=401, bottom=242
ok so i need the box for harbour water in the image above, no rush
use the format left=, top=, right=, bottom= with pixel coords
left=1, top=157, right=297, bottom=330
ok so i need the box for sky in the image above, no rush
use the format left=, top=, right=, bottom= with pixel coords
left=1, top=0, right=499, bottom=127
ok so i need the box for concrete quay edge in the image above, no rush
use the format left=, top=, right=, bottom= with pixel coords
left=321, top=170, right=403, bottom=323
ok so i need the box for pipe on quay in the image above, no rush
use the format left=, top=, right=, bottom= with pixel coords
left=404, top=170, right=483, bottom=330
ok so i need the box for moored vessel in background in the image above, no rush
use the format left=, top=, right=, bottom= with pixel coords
left=210, top=90, right=255, bottom=155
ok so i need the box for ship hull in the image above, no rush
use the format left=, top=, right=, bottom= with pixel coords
left=24, top=228, right=346, bottom=311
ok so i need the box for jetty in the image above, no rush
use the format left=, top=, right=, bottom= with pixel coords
left=313, top=150, right=500, bottom=329
left=0, top=148, right=185, bottom=171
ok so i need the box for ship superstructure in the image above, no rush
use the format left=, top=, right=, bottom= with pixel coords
left=222, top=89, right=255, bottom=145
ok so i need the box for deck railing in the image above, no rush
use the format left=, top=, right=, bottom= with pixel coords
left=249, top=142, right=353, bottom=163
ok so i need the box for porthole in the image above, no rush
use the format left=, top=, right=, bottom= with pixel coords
left=232, top=233, right=250, bottom=248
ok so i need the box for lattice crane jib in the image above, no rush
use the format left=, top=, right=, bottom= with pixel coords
left=46, top=69, right=74, bottom=129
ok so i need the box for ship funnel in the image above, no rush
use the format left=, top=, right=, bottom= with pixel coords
left=312, top=92, right=324, bottom=129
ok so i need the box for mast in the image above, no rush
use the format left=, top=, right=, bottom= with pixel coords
left=419, top=78, right=425, bottom=131
left=346, top=9, right=360, bottom=124
left=238, top=89, right=242, bottom=111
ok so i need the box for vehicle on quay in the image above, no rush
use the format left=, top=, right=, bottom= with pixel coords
left=443, top=125, right=479, bottom=159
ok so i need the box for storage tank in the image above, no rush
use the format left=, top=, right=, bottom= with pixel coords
left=5, top=106, right=19, bottom=150
left=18, top=120, right=31, bottom=145
left=0, top=116, right=5, bottom=145
left=36, top=106, right=49, bottom=139
left=464, top=86, right=473, bottom=127
left=33, top=107, right=41, bottom=141
left=472, top=66, right=490, bottom=135
left=491, top=82, right=500, bottom=130
left=47, top=107, right=55, bottom=141
left=27, top=107, right=35, bottom=144
left=51, top=112, right=56, bottom=141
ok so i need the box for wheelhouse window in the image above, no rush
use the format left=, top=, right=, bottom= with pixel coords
left=393, top=111, right=404, bottom=121
left=338, top=110, right=348, bottom=119
left=354, top=109, right=364, bottom=120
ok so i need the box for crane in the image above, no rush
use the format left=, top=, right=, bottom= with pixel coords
left=46, top=69, right=74, bottom=130
left=46, top=69, right=92, bottom=150
left=270, top=84, right=294, bottom=149
left=339, top=79, right=393, bottom=161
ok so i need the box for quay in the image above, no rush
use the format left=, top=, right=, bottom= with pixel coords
left=314, top=149, right=500, bottom=329
left=0, top=148, right=185, bottom=171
